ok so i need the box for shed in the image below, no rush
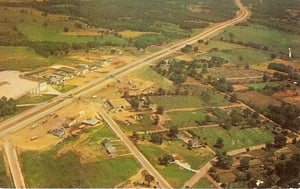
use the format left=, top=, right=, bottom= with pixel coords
left=106, top=146, right=116, bottom=154
left=102, top=139, right=111, bottom=147
left=82, top=118, right=99, bottom=126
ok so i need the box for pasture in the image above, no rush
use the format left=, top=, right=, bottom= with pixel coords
left=236, top=91, right=281, bottom=108
left=150, top=95, right=204, bottom=110
left=0, top=153, right=12, bottom=188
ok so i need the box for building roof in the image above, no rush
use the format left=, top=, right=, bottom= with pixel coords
left=106, top=146, right=116, bottom=154
left=108, top=98, right=131, bottom=108
left=82, top=118, right=99, bottom=126
left=102, top=139, right=111, bottom=147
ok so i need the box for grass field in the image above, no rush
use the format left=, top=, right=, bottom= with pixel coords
left=207, top=48, right=271, bottom=65
left=192, top=127, right=274, bottom=151
left=50, top=85, right=77, bottom=93
left=194, top=178, right=214, bottom=188
left=236, top=91, right=281, bottom=108
left=118, top=30, right=159, bottom=38
left=16, top=94, right=57, bottom=105
left=129, top=66, right=175, bottom=90
left=139, top=143, right=195, bottom=187
left=17, top=24, right=128, bottom=46
left=118, top=114, right=157, bottom=132
left=150, top=95, right=204, bottom=110
left=86, top=124, right=117, bottom=143
left=247, top=82, right=282, bottom=90
left=21, top=150, right=139, bottom=188
left=166, top=110, right=208, bottom=128
left=0, top=153, right=12, bottom=188
left=216, top=24, right=300, bottom=56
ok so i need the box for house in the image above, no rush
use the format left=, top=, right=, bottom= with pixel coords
left=78, top=64, right=89, bottom=69
left=108, top=98, right=132, bottom=110
left=106, top=146, right=116, bottom=154
left=63, top=118, right=77, bottom=128
left=39, top=81, right=47, bottom=92
left=102, top=139, right=112, bottom=147
left=50, top=76, right=63, bottom=85
left=175, top=133, right=185, bottom=140
left=82, top=118, right=99, bottom=126
left=48, top=128, right=65, bottom=138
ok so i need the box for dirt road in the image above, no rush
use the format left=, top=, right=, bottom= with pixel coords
left=3, top=142, right=26, bottom=188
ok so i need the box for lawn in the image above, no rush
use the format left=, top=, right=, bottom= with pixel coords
left=118, top=114, right=158, bottom=132
left=166, top=110, right=208, bottom=128
left=194, top=178, right=214, bottom=188
left=207, top=48, right=271, bottom=65
left=0, top=153, right=12, bottom=188
left=192, top=126, right=274, bottom=151
left=247, top=82, right=282, bottom=90
left=216, top=24, right=300, bottom=56
left=86, top=124, right=117, bottom=143
left=16, top=94, right=57, bottom=105
left=139, top=143, right=195, bottom=188
left=150, top=95, right=204, bottom=110
left=129, top=66, right=175, bottom=90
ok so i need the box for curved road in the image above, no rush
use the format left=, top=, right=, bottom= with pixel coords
left=0, top=0, right=249, bottom=188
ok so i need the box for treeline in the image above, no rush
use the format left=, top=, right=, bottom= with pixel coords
left=265, top=103, right=300, bottom=132
left=268, top=63, right=294, bottom=74
left=0, top=97, right=17, bottom=117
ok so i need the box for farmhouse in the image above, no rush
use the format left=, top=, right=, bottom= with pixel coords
left=187, top=137, right=202, bottom=149
left=108, top=98, right=131, bottom=110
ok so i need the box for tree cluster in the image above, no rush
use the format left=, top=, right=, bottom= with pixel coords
left=0, top=97, right=17, bottom=117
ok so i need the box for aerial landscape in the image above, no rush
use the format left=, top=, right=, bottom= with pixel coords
left=0, top=0, right=299, bottom=188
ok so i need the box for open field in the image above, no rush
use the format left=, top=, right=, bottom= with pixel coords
left=166, top=110, right=208, bottom=128
left=21, top=150, right=139, bottom=188
left=16, top=94, right=57, bottom=105
left=216, top=24, right=300, bottom=56
left=198, top=40, right=246, bottom=52
left=0, top=152, right=12, bottom=188
left=118, top=31, right=159, bottom=38
left=236, top=91, right=281, bottom=108
left=192, top=127, right=274, bottom=151
left=50, top=85, right=77, bottom=93
left=207, top=48, right=271, bottom=65
left=150, top=96, right=204, bottom=110
left=127, top=67, right=175, bottom=90
left=208, top=66, right=264, bottom=80
left=247, top=82, right=282, bottom=90
left=139, top=143, right=195, bottom=188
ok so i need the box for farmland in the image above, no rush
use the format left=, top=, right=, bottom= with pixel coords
left=150, top=96, right=204, bottom=110
left=166, top=110, right=208, bottom=128
left=236, top=91, right=281, bottom=109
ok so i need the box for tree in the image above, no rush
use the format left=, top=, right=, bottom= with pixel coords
left=156, top=106, right=164, bottom=115
left=144, top=173, right=154, bottom=185
left=63, top=27, right=69, bottom=32
left=239, top=157, right=250, bottom=171
left=216, top=151, right=233, bottom=169
left=158, top=154, right=173, bottom=165
left=168, top=126, right=178, bottom=137
left=230, top=93, right=237, bottom=102
left=151, top=133, right=164, bottom=145
left=274, top=134, right=287, bottom=148
left=215, top=137, right=224, bottom=148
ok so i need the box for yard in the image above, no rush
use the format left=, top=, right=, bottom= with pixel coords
left=166, top=110, right=208, bottom=128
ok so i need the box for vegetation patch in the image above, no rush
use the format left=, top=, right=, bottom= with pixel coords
left=236, top=91, right=281, bottom=109
left=247, top=82, right=282, bottom=90
left=16, top=94, right=57, bottom=105
left=166, top=110, right=208, bottom=128
left=0, top=153, right=12, bottom=188
left=194, top=178, right=214, bottom=188
left=150, top=95, right=204, bottom=110
left=50, top=85, right=77, bottom=93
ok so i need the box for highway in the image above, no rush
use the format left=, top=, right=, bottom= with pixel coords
left=0, top=0, right=249, bottom=187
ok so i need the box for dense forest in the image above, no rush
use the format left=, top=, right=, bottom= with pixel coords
left=0, top=97, right=17, bottom=117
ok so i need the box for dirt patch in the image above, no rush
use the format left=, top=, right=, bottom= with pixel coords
left=282, top=96, right=300, bottom=106
left=176, top=54, right=195, bottom=62
left=273, top=90, right=298, bottom=98
left=233, top=84, right=249, bottom=91
left=236, top=91, right=281, bottom=108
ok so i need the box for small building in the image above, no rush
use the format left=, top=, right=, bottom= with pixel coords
left=106, top=146, right=116, bottom=154
left=39, top=81, right=47, bottom=92
left=82, top=118, right=99, bottom=126
left=63, top=118, right=77, bottom=128
left=102, top=139, right=112, bottom=147
left=78, top=64, right=89, bottom=69
left=108, top=98, right=132, bottom=110
left=48, top=128, right=65, bottom=138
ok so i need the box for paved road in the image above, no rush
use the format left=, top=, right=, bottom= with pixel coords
left=3, top=142, right=26, bottom=188
left=98, top=107, right=172, bottom=188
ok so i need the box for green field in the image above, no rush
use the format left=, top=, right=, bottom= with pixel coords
left=192, top=127, right=274, bottom=151
left=139, top=143, right=195, bottom=187
left=50, top=85, right=77, bottom=93
left=150, top=95, right=204, bottom=110
left=130, top=67, right=175, bottom=90
left=0, top=153, right=12, bottom=188
left=194, top=178, right=214, bottom=188
left=86, top=124, right=117, bottom=143
left=216, top=24, right=300, bottom=56
left=166, top=110, right=208, bottom=128
left=21, top=150, right=139, bottom=188
left=247, top=82, right=282, bottom=90
left=16, top=94, right=57, bottom=105
left=207, top=48, right=271, bottom=65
